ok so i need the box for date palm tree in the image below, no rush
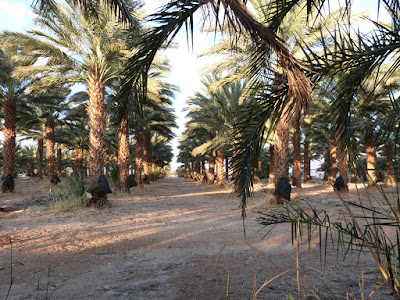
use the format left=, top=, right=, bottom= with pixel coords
left=184, top=74, right=251, bottom=186
left=350, top=72, right=397, bottom=186
left=32, top=88, right=69, bottom=182
left=62, top=104, right=90, bottom=175
left=0, top=49, right=32, bottom=181
left=136, top=67, right=177, bottom=187
left=149, top=133, right=174, bottom=169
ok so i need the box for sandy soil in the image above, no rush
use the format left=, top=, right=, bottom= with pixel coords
left=0, top=176, right=396, bottom=299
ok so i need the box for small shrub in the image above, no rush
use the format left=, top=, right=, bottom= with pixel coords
left=108, top=161, right=120, bottom=190
left=149, top=167, right=168, bottom=181
left=176, top=167, right=186, bottom=178
left=64, top=173, right=89, bottom=207
left=48, top=195, right=78, bottom=212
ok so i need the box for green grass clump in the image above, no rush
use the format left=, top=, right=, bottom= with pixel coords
left=64, top=173, right=89, bottom=207
left=48, top=195, right=78, bottom=212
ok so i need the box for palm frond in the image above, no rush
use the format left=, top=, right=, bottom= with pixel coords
left=33, top=0, right=137, bottom=25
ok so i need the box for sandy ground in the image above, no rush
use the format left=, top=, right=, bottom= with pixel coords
left=0, top=176, right=396, bottom=299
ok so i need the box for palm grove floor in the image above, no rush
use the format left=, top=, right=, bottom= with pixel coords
left=0, top=176, right=394, bottom=299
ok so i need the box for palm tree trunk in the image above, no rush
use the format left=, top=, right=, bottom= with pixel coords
left=74, top=148, right=83, bottom=174
left=303, top=139, right=310, bottom=183
left=366, top=134, right=377, bottom=187
left=337, top=138, right=349, bottom=191
left=350, top=141, right=358, bottom=183
left=84, top=155, right=89, bottom=177
left=190, top=160, right=194, bottom=175
left=201, top=155, right=206, bottom=175
left=37, top=137, right=44, bottom=179
left=216, top=147, right=225, bottom=187
left=208, top=149, right=216, bottom=184
left=386, top=141, right=395, bottom=185
left=104, top=143, right=110, bottom=175
left=87, top=65, right=106, bottom=180
left=225, top=155, right=229, bottom=180
left=185, top=164, right=190, bottom=176
left=3, top=94, right=16, bottom=177
left=324, top=148, right=330, bottom=180
left=269, top=144, right=275, bottom=184
left=26, top=164, right=34, bottom=176
left=273, top=116, right=290, bottom=187
left=46, top=118, right=55, bottom=181
left=195, top=159, right=201, bottom=179
left=293, top=110, right=302, bottom=188
left=57, top=144, right=62, bottom=176
left=118, top=115, right=130, bottom=192
left=329, top=136, right=337, bottom=183
left=135, top=127, right=144, bottom=187
left=143, top=128, right=151, bottom=179
left=258, top=159, right=264, bottom=178
left=114, top=149, right=119, bottom=165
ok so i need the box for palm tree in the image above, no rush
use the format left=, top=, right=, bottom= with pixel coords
left=143, top=85, right=177, bottom=180
left=117, top=112, right=130, bottom=190
left=139, top=71, right=177, bottom=185
left=15, top=145, right=36, bottom=176
left=28, top=88, right=69, bottom=182
left=229, top=2, right=349, bottom=206
left=105, top=50, right=176, bottom=191
left=346, top=73, right=396, bottom=186
left=386, top=140, right=395, bottom=185
left=185, top=74, right=251, bottom=186
left=60, top=94, right=90, bottom=175
left=0, top=49, right=33, bottom=181
left=38, top=137, right=44, bottom=178
left=149, top=133, right=174, bottom=169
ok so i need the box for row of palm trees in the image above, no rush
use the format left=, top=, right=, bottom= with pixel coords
left=179, top=69, right=398, bottom=192
left=2, top=0, right=399, bottom=203
left=0, top=0, right=176, bottom=191
left=176, top=0, right=400, bottom=202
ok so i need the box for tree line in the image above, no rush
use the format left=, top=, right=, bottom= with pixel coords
left=0, top=0, right=176, bottom=193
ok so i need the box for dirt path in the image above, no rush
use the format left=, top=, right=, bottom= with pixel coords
left=0, top=177, right=391, bottom=299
